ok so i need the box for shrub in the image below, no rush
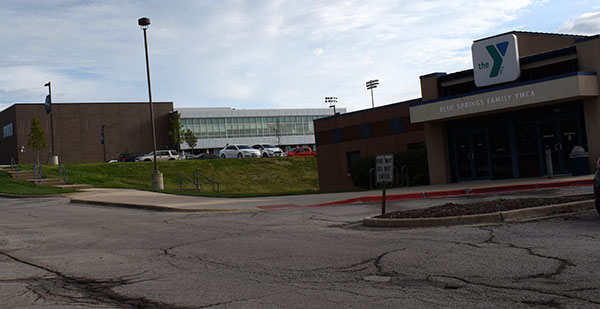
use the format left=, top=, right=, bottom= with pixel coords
left=349, top=148, right=429, bottom=189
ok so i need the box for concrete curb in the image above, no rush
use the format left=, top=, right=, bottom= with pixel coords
left=69, top=199, right=252, bottom=213
left=309, top=178, right=594, bottom=208
left=363, top=200, right=595, bottom=228
left=0, top=193, right=68, bottom=199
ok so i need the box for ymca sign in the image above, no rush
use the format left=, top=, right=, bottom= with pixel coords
left=472, top=33, right=520, bottom=87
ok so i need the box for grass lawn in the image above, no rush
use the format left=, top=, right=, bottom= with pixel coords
left=39, top=157, right=319, bottom=197
left=0, top=171, right=75, bottom=196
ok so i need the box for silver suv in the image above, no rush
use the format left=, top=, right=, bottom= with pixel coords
left=252, top=144, right=284, bottom=158
left=135, top=150, right=180, bottom=162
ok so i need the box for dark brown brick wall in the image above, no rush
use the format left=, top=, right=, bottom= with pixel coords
left=0, top=105, right=18, bottom=164
left=314, top=100, right=425, bottom=192
left=0, top=102, right=173, bottom=164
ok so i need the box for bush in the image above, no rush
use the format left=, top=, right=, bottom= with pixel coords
left=349, top=148, right=429, bottom=189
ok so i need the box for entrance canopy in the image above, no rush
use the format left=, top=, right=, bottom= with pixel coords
left=410, top=72, right=599, bottom=123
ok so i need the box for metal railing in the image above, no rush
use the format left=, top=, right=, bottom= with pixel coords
left=10, top=158, right=19, bottom=178
left=58, top=163, right=68, bottom=184
left=176, top=171, right=220, bottom=192
left=194, top=171, right=220, bottom=192
left=369, top=165, right=409, bottom=190
left=177, top=174, right=202, bottom=190
left=399, top=165, right=409, bottom=187
left=32, top=158, right=43, bottom=185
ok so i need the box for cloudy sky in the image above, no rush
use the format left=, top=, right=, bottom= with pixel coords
left=0, top=0, right=599, bottom=113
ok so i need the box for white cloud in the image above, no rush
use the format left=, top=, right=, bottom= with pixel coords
left=0, top=0, right=590, bottom=113
left=561, top=11, right=600, bottom=34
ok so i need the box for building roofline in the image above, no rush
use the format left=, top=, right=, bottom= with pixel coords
left=474, top=30, right=589, bottom=43
left=436, top=45, right=578, bottom=83
left=9, top=101, right=173, bottom=106
left=315, top=98, right=421, bottom=122
left=576, top=34, right=600, bottom=43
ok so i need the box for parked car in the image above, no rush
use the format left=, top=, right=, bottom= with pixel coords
left=194, top=153, right=219, bottom=160
left=135, top=150, right=180, bottom=162
left=594, top=158, right=600, bottom=215
left=219, top=144, right=261, bottom=159
left=252, top=144, right=284, bottom=158
left=284, top=146, right=317, bottom=157
left=118, top=152, right=146, bottom=162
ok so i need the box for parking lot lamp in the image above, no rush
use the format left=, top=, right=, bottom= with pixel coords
left=44, top=82, right=58, bottom=165
left=139, top=16, right=163, bottom=190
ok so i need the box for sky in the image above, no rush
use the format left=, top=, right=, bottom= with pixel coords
left=0, top=0, right=599, bottom=113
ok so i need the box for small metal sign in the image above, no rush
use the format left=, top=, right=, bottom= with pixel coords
left=376, top=154, right=393, bottom=184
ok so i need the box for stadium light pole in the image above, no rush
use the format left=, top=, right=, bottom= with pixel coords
left=138, top=16, right=163, bottom=190
left=325, top=97, right=337, bottom=115
left=366, top=79, right=379, bottom=108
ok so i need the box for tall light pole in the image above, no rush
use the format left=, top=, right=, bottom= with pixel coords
left=325, top=97, right=337, bottom=115
left=101, top=124, right=106, bottom=162
left=138, top=16, right=163, bottom=190
left=366, top=79, right=379, bottom=108
left=44, top=82, right=58, bottom=165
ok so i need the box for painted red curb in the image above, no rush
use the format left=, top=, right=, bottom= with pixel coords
left=304, top=198, right=363, bottom=208
left=425, top=189, right=468, bottom=198
left=537, top=179, right=593, bottom=189
left=386, top=192, right=426, bottom=201
left=257, top=204, right=298, bottom=211
left=303, top=178, right=593, bottom=209
left=470, top=184, right=538, bottom=195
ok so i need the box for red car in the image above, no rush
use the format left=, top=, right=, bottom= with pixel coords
left=285, top=147, right=317, bottom=157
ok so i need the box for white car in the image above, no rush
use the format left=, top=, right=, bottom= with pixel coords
left=252, top=144, right=284, bottom=158
left=219, top=144, right=261, bottom=159
left=135, top=150, right=180, bottom=162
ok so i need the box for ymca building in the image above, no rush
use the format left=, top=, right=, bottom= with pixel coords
left=315, top=31, right=600, bottom=191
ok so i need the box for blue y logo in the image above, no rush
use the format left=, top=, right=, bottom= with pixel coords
left=485, top=41, right=509, bottom=78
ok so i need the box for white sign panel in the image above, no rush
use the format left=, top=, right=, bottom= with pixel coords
left=2, top=123, right=13, bottom=138
left=472, top=33, right=520, bottom=87
left=376, top=154, right=393, bottom=184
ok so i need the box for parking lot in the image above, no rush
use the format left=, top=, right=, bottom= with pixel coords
left=1, top=187, right=600, bottom=308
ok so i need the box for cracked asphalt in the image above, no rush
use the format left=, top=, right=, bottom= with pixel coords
left=1, top=188, right=600, bottom=308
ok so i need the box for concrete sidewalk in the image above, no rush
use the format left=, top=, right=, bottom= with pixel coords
left=67, top=174, right=595, bottom=212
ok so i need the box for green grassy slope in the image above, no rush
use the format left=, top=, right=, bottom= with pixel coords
left=0, top=171, right=75, bottom=195
left=42, top=157, right=319, bottom=197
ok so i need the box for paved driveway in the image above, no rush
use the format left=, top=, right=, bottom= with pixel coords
left=1, top=192, right=599, bottom=308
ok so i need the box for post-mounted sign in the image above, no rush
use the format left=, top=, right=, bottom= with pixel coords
left=472, top=33, right=520, bottom=87
left=376, top=154, right=393, bottom=184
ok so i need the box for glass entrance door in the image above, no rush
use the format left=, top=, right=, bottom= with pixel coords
left=452, top=130, right=490, bottom=181
left=539, top=119, right=579, bottom=175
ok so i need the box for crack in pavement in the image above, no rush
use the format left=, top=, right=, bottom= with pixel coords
left=433, top=274, right=600, bottom=306
left=478, top=227, right=575, bottom=280
left=0, top=250, right=188, bottom=308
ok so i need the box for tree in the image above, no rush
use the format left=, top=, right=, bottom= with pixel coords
left=27, top=117, right=46, bottom=164
left=183, top=128, right=197, bottom=153
left=168, top=112, right=183, bottom=151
